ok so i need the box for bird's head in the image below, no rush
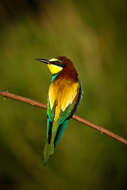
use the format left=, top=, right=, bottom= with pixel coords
left=35, top=57, right=65, bottom=75
left=35, top=56, right=78, bottom=80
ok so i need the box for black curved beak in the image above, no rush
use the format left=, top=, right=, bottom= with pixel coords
left=35, top=58, right=49, bottom=64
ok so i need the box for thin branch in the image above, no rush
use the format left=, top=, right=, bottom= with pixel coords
left=0, top=91, right=127, bottom=146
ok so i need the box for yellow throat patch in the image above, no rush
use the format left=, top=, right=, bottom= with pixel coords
left=48, top=64, right=63, bottom=74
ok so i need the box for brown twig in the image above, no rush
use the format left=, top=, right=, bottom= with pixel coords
left=0, top=91, right=127, bottom=146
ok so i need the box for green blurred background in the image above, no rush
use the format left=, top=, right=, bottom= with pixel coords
left=0, top=0, right=127, bottom=189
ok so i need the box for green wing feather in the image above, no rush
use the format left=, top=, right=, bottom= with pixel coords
left=54, top=119, right=69, bottom=147
left=44, top=99, right=58, bottom=165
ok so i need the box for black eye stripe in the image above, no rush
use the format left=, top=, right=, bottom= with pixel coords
left=50, top=61, right=65, bottom=67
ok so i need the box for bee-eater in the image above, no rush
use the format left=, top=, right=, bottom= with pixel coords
left=36, top=56, right=82, bottom=165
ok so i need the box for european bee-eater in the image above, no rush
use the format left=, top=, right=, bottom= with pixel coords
left=36, top=56, right=82, bottom=165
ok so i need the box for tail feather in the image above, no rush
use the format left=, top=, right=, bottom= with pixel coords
left=43, top=120, right=69, bottom=165
left=43, top=140, right=54, bottom=166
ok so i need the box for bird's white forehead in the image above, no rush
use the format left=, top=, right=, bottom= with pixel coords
left=49, top=58, right=58, bottom=62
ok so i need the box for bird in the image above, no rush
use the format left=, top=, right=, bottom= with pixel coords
left=35, top=56, right=82, bottom=165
